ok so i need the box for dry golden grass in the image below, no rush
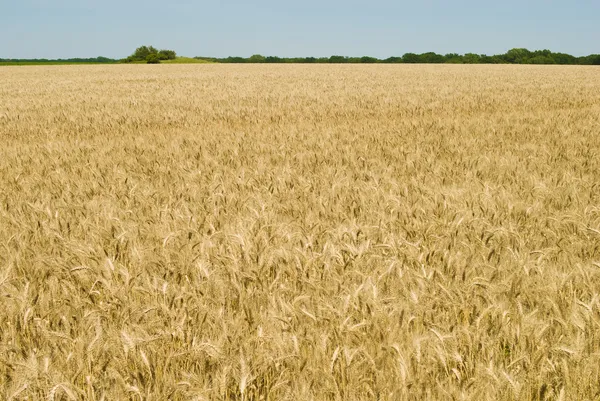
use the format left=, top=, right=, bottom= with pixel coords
left=1, top=64, right=600, bottom=400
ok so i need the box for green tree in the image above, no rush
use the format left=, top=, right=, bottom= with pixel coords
left=419, top=52, right=445, bottom=63
left=158, top=50, right=177, bottom=60
left=132, top=46, right=153, bottom=61
left=383, top=56, right=403, bottom=63
left=360, top=56, right=378, bottom=63
left=524, top=55, right=555, bottom=64
left=146, top=54, right=161, bottom=64
left=463, top=53, right=481, bottom=64
left=265, top=56, right=283, bottom=63
left=249, top=54, right=266, bottom=63
left=222, top=57, right=246, bottom=63
left=402, top=53, right=420, bottom=63
left=136, top=46, right=151, bottom=60
left=479, top=55, right=503, bottom=64
left=444, top=53, right=463, bottom=63
left=503, top=48, right=531, bottom=63
left=552, top=53, right=576, bottom=65
left=577, top=54, right=600, bottom=65
left=329, top=55, right=348, bottom=63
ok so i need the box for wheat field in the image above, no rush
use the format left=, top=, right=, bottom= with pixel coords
left=1, top=64, right=600, bottom=400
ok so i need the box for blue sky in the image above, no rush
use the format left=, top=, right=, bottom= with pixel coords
left=1, top=0, right=598, bottom=59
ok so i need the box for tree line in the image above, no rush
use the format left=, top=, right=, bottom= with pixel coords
left=2, top=48, right=599, bottom=65
left=0, top=57, right=116, bottom=64
left=200, top=49, right=600, bottom=65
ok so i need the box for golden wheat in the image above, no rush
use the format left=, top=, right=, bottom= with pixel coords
left=1, top=64, right=600, bottom=400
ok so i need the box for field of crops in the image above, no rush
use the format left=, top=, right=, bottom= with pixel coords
left=1, top=64, right=600, bottom=400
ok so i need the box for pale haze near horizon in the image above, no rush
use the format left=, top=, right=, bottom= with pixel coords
left=1, top=0, right=598, bottom=59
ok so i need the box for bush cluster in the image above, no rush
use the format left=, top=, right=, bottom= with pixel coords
left=122, top=46, right=177, bottom=64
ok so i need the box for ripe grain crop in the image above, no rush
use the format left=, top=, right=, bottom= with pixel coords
left=1, top=64, right=600, bottom=400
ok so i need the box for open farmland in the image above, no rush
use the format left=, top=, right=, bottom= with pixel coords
left=1, top=64, right=600, bottom=400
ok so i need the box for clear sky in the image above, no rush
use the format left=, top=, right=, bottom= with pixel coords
left=1, top=0, right=598, bottom=59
